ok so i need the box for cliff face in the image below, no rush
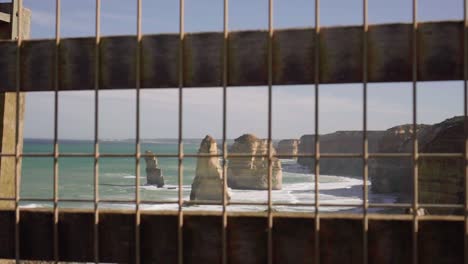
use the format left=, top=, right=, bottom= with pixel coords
left=297, top=131, right=385, bottom=177
left=295, top=117, right=465, bottom=213
left=190, top=135, right=230, bottom=201
left=418, top=117, right=464, bottom=213
left=277, top=139, right=299, bottom=159
left=369, top=117, right=464, bottom=208
left=368, top=117, right=464, bottom=213
left=228, top=134, right=282, bottom=190
left=369, top=124, right=428, bottom=198
left=144, top=150, right=164, bottom=187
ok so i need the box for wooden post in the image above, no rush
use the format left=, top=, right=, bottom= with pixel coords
left=0, top=3, right=30, bottom=209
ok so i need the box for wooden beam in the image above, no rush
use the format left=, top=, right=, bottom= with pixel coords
left=0, top=209, right=464, bottom=263
left=0, top=5, right=30, bottom=210
left=0, top=20, right=463, bottom=92
left=0, top=12, right=10, bottom=23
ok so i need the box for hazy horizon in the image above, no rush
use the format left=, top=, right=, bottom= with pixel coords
left=23, top=112, right=461, bottom=141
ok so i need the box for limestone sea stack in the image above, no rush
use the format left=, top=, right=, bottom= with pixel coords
left=277, top=139, right=299, bottom=159
left=228, top=134, right=282, bottom=190
left=190, top=135, right=231, bottom=201
left=144, top=150, right=164, bottom=187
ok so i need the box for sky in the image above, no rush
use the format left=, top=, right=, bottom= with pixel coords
left=15, top=0, right=465, bottom=140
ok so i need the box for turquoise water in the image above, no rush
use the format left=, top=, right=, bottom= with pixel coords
left=21, top=140, right=199, bottom=203
left=20, top=139, right=396, bottom=211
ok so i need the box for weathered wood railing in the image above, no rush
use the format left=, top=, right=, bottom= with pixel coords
left=0, top=209, right=464, bottom=263
left=0, top=21, right=463, bottom=92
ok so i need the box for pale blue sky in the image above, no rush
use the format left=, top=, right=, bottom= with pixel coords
left=19, top=0, right=464, bottom=140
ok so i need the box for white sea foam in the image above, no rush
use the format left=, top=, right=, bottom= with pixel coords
left=123, top=175, right=145, bottom=179
left=20, top=203, right=49, bottom=209
left=135, top=170, right=396, bottom=212
left=18, top=161, right=397, bottom=212
left=103, top=172, right=133, bottom=177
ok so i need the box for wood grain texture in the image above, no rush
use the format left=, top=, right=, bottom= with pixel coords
left=0, top=20, right=463, bottom=92
left=418, top=21, right=463, bottom=81
left=60, top=37, right=96, bottom=91
left=0, top=210, right=464, bottom=263
left=0, top=6, right=29, bottom=210
left=419, top=221, right=464, bottom=264
left=184, top=32, right=223, bottom=87
left=100, top=36, right=137, bottom=89
left=367, top=23, right=412, bottom=82
left=141, top=34, right=179, bottom=88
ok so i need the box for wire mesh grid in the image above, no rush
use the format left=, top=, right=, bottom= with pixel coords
left=0, top=0, right=465, bottom=263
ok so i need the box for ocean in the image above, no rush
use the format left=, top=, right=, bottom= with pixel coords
left=20, top=139, right=397, bottom=212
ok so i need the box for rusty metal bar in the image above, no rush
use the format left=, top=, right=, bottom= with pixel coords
left=267, top=0, right=274, bottom=263
left=7, top=206, right=468, bottom=221
left=221, top=0, right=229, bottom=263
left=135, top=0, right=142, bottom=263
left=0, top=152, right=463, bottom=159
left=7, top=207, right=468, bottom=219
left=53, top=0, right=61, bottom=263
left=412, top=0, right=419, bottom=264
left=314, top=0, right=320, bottom=263
left=13, top=0, right=22, bottom=263
left=362, top=0, right=369, bottom=263
left=11, top=197, right=467, bottom=210
left=464, top=0, right=468, bottom=263
left=93, top=1, right=101, bottom=263
left=177, top=0, right=185, bottom=263
left=8, top=207, right=468, bottom=220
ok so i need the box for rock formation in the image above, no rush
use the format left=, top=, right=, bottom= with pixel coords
left=277, top=139, right=300, bottom=159
left=190, top=135, right=231, bottom=201
left=228, top=134, right=282, bottom=190
left=144, top=150, right=164, bottom=187
left=297, top=131, right=385, bottom=176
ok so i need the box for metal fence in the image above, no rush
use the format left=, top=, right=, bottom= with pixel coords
left=0, top=0, right=466, bottom=263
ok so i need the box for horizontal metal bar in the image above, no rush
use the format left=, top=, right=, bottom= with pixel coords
left=11, top=198, right=466, bottom=212
left=368, top=203, right=412, bottom=208
left=6, top=208, right=466, bottom=221
left=418, top=153, right=464, bottom=158
left=5, top=152, right=464, bottom=159
left=420, top=203, right=465, bottom=209
left=12, top=198, right=465, bottom=211
left=140, top=200, right=179, bottom=205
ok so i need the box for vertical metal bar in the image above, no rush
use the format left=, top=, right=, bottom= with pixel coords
left=53, top=0, right=61, bottom=263
left=94, top=1, right=101, bottom=263
left=221, top=0, right=229, bottom=263
left=135, top=0, right=142, bottom=263
left=412, top=0, right=419, bottom=263
left=178, top=0, right=185, bottom=263
left=314, top=0, right=320, bottom=263
left=267, top=0, right=274, bottom=263
left=362, top=0, right=368, bottom=263
left=464, top=0, right=468, bottom=262
left=13, top=0, right=22, bottom=263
